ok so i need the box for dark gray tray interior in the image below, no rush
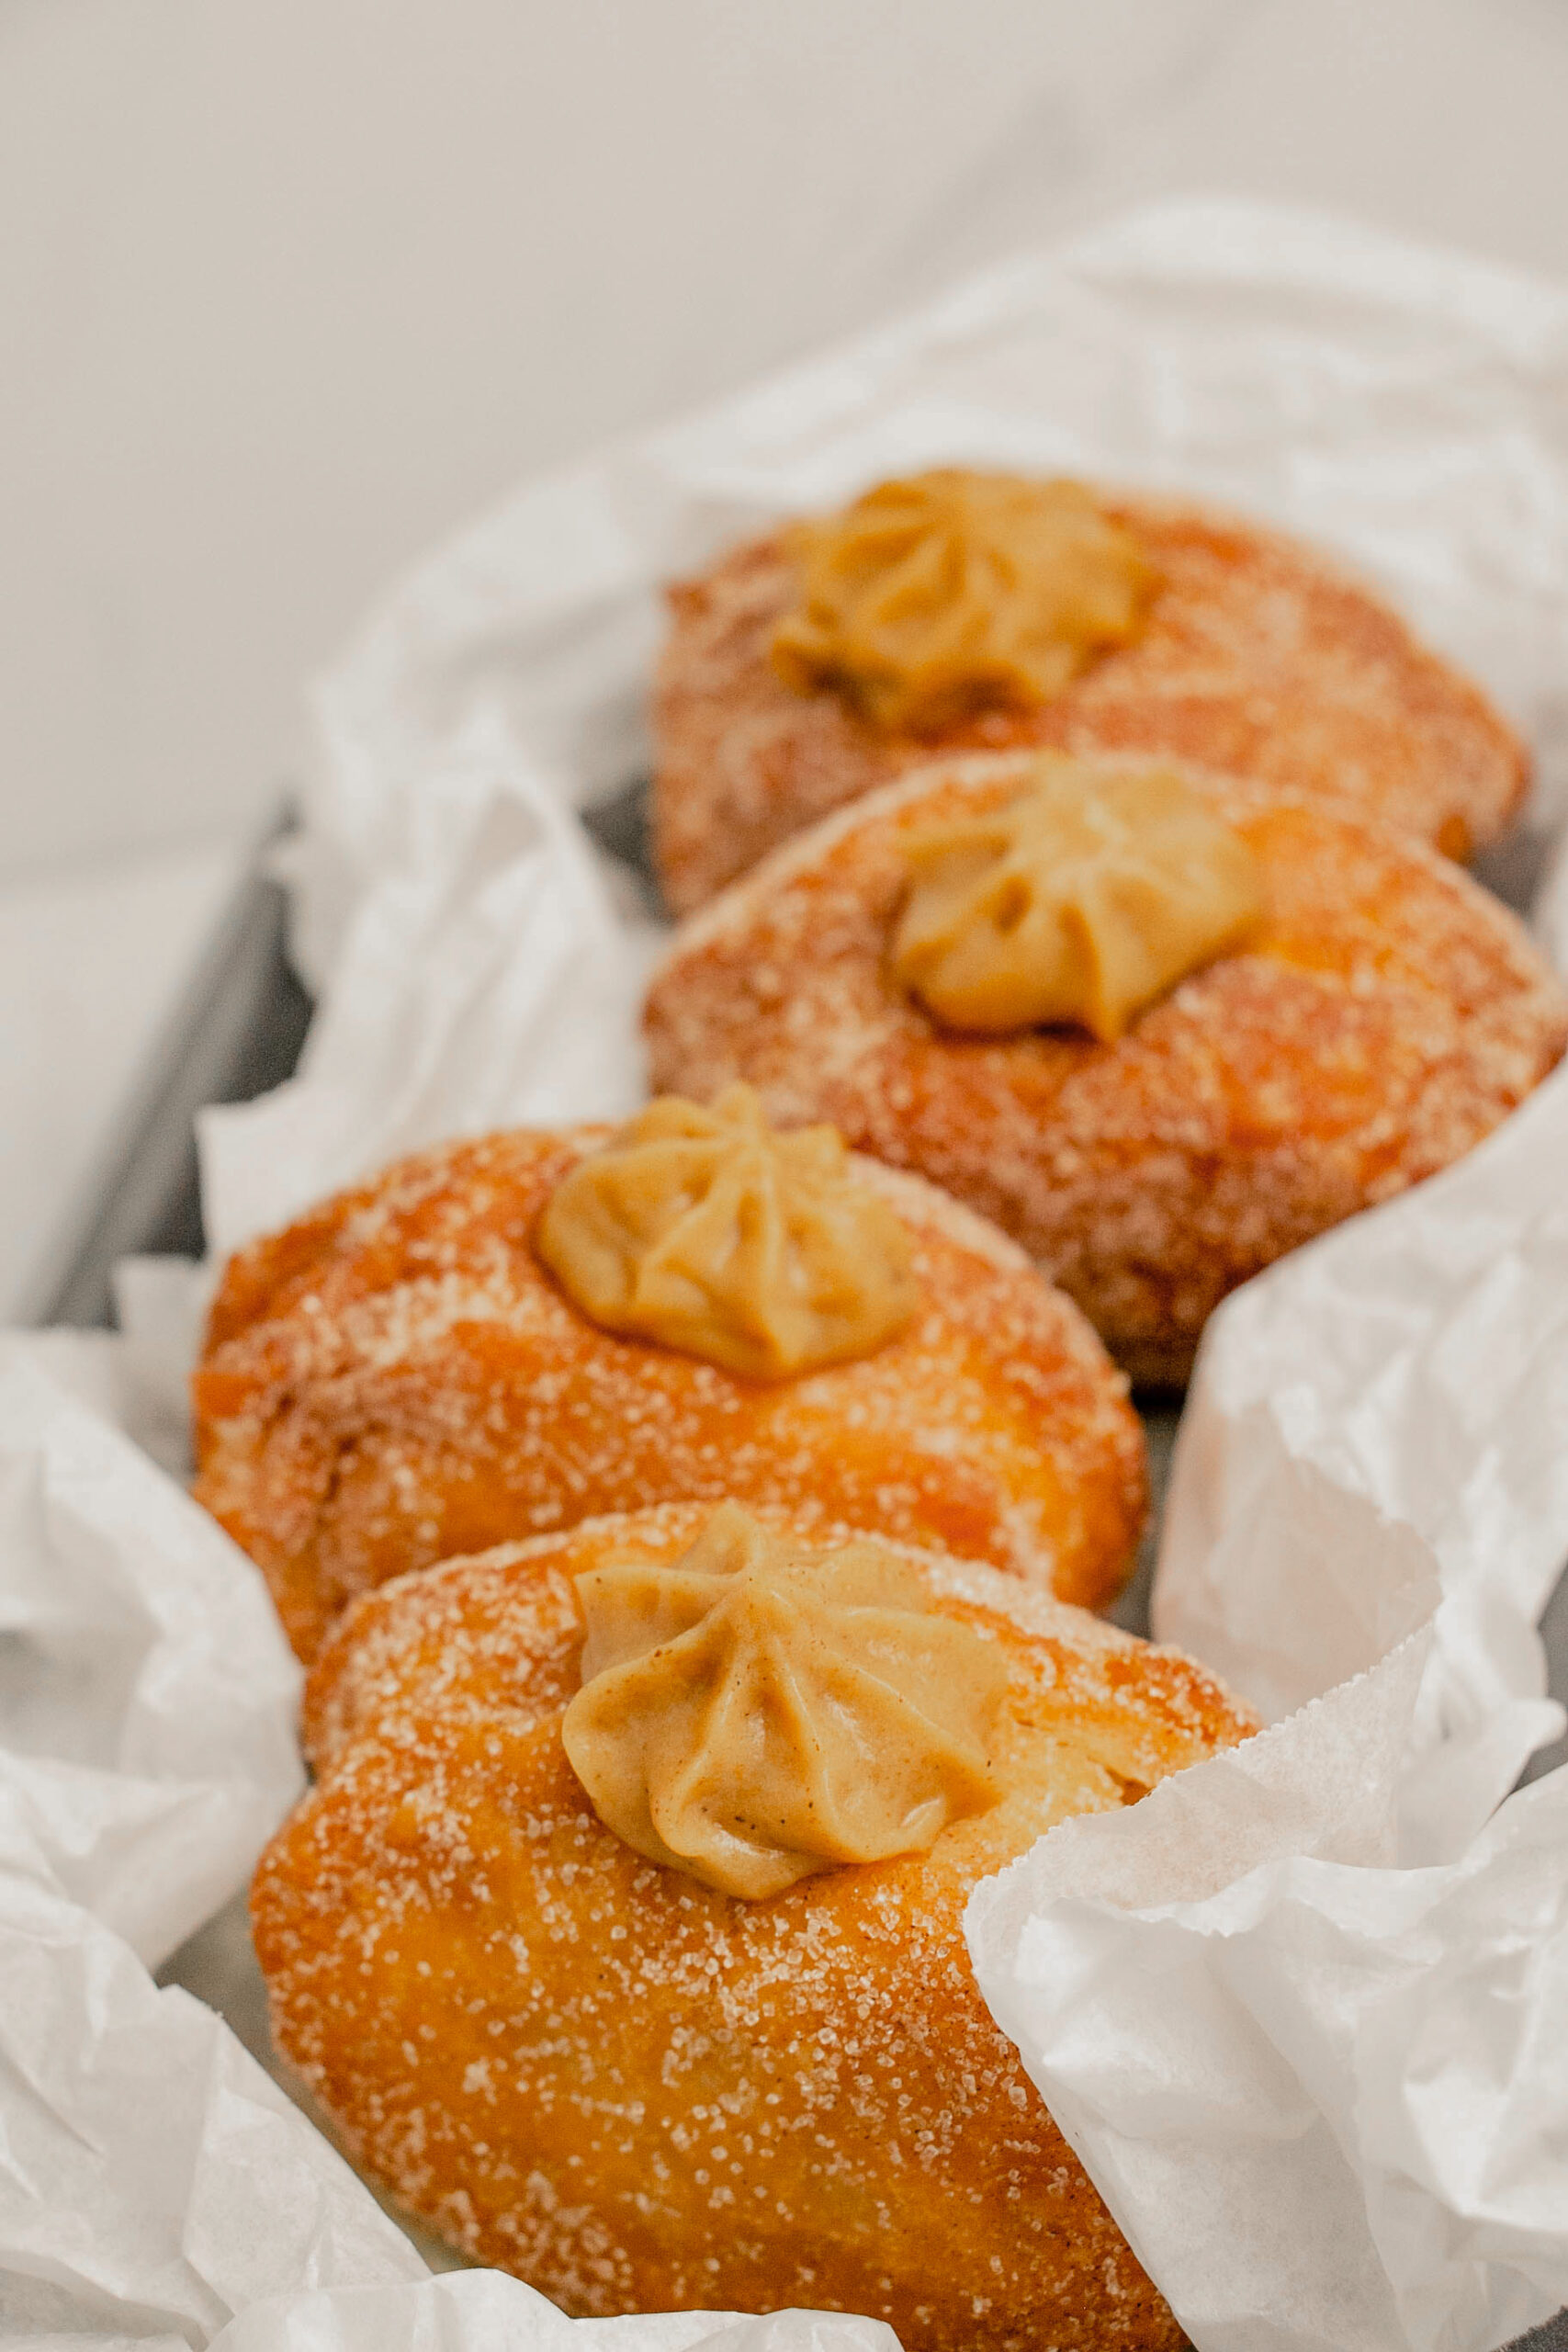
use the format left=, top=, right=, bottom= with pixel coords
left=35, top=833, right=310, bottom=1329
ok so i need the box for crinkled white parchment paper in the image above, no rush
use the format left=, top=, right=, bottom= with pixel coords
left=207, top=2279, right=899, bottom=2352
left=1159, top=1059, right=1568, bottom=1862
left=198, top=711, right=657, bottom=1266
left=968, top=1695, right=1568, bottom=2352
left=0, top=1352, right=300, bottom=1969
left=0, top=1828, right=423, bottom=2345
left=12, top=199, right=1568, bottom=2350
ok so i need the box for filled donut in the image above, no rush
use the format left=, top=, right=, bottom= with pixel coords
left=253, top=1498, right=1258, bottom=2350
left=653, top=470, right=1528, bottom=911
left=646, top=750, right=1567, bottom=1384
left=194, top=1089, right=1146, bottom=1657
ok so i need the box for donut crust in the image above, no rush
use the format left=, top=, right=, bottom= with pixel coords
left=652, top=494, right=1529, bottom=911
left=254, top=1500, right=1259, bottom=2350
left=645, top=753, right=1568, bottom=1385
left=193, top=1128, right=1145, bottom=1659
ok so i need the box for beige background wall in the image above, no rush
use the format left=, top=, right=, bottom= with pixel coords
left=6, top=0, right=1568, bottom=884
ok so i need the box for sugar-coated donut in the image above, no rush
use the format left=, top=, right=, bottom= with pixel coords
left=645, top=752, right=1568, bottom=1385
left=192, top=1124, right=1146, bottom=1658
left=253, top=1499, right=1259, bottom=2350
left=652, top=492, right=1528, bottom=912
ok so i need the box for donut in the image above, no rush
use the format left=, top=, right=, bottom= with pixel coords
left=192, top=1106, right=1146, bottom=1659
left=645, top=751, right=1568, bottom=1385
left=652, top=479, right=1528, bottom=912
left=252, top=1499, right=1258, bottom=2349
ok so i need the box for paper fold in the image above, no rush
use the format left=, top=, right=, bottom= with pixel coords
left=968, top=1756, right=1568, bottom=2352
left=0, top=1843, right=423, bottom=2346
left=1157, top=1062, right=1568, bottom=1862
left=206, top=2278, right=902, bottom=2352
left=0, top=1355, right=301, bottom=1970
left=200, top=713, right=654, bottom=1263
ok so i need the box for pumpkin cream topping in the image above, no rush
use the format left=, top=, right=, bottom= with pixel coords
left=892, top=757, right=1266, bottom=1043
left=535, top=1085, right=918, bottom=1381
left=768, top=469, right=1157, bottom=734
left=561, top=1505, right=1008, bottom=1899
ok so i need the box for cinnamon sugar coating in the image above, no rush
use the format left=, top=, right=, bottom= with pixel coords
left=254, top=1501, right=1258, bottom=2348
left=645, top=752, right=1568, bottom=1386
left=563, top=1505, right=1010, bottom=1896
left=652, top=494, right=1529, bottom=912
left=192, top=1127, right=1145, bottom=1660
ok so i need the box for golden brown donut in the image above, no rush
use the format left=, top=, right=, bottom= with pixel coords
left=652, top=492, right=1529, bottom=911
left=192, top=1124, right=1145, bottom=1659
left=645, top=752, right=1568, bottom=1385
left=253, top=1499, right=1259, bottom=2349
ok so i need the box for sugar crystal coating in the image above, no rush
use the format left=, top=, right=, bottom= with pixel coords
left=254, top=1500, right=1259, bottom=2350
left=194, top=1128, right=1146, bottom=1657
left=654, top=492, right=1529, bottom=912
left=646, top=752, right=1568, bottom=1385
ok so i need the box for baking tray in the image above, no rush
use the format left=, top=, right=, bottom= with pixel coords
left=28, top=813, right=312, bottom=1330
left=27, top=784, right=1568, bottom=2339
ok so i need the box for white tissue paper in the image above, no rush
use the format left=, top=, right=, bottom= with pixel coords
left=206, top=2278, right=900, bottom=2352
left=1158, top=1059, right=1568, bottom=1860
left=0, top=1353, right=300, bottom=1969
left=968, top=1702, right=1568, bottom=2352
left=199, top=710, right=655, bottom=1263
left=0, top=1837, right=423, bottom=2346
left=14, top=198, right=1568, bottom=2350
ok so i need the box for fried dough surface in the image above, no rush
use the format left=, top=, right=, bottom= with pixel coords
left=193, top=1129, right=1145, bottom=1659
left=646, top=753, right=1568, bottom=1385
left=255, top=1501, right=1258, bottom=2350
left=652, top=496, right=1529, bottom=911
